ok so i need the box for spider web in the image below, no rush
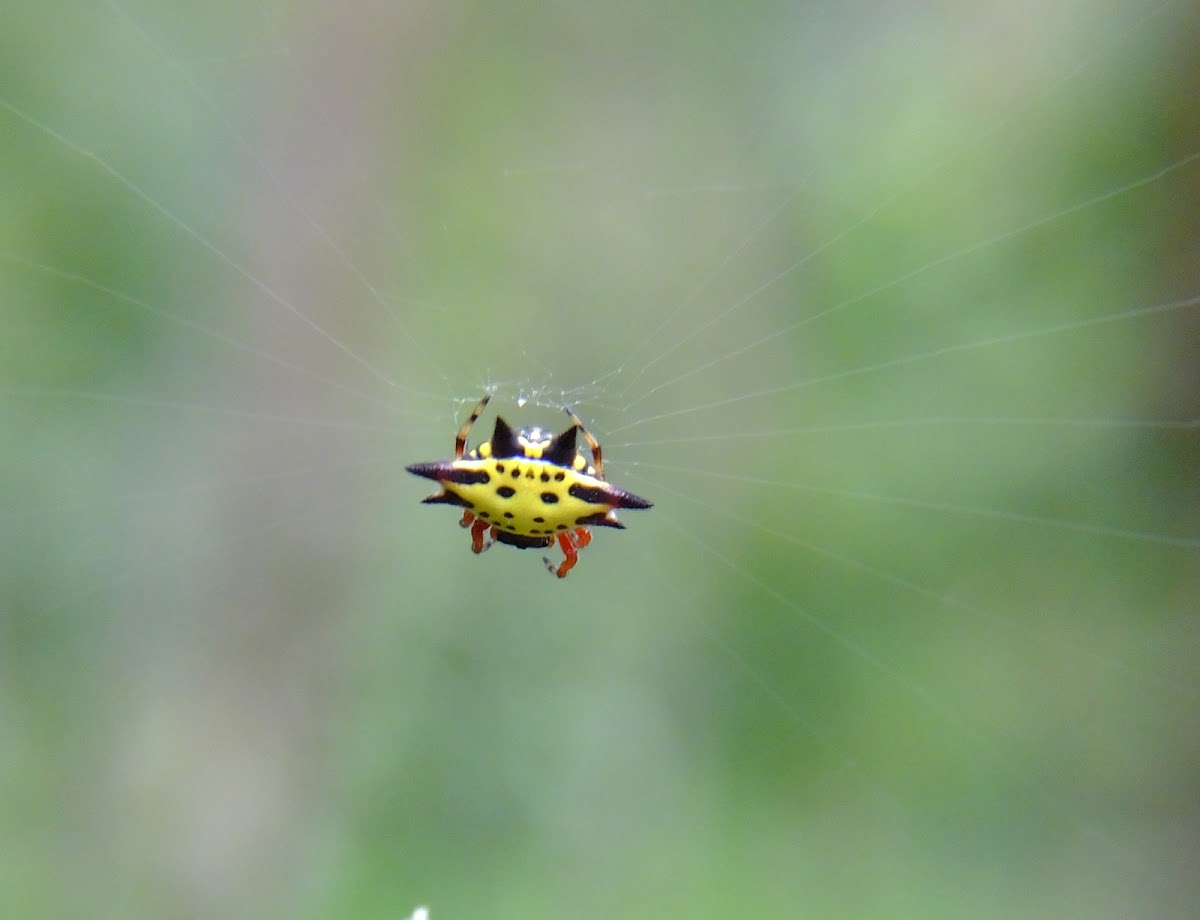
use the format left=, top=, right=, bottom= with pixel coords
left=2, top=0, right=1198, bottom=917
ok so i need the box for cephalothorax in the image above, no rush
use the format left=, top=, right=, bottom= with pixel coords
left=407, top=395, right=652, bottom=578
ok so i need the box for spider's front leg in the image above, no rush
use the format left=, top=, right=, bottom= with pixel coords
left=459, top=512, right=496, bottom=554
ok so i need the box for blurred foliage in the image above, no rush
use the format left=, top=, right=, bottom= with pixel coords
left=2, top=0, right=1199, bottom=918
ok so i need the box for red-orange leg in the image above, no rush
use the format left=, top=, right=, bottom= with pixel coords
left=460, top=513, right=494, bottom=554
left=544, top=527, right=592, bottom=578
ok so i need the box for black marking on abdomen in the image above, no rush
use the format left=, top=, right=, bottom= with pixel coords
left=422, top=491, right=470, bottom=508
left=568, top=483, right=610, bottom=505
left=445, top=468, right=491, bottom=485
left=496, top=531, right=553, bottom=549
left=576, top=512, right=625, bottom=529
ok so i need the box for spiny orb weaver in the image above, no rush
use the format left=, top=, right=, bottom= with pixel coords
left=407, top=395, right=652, bottom=578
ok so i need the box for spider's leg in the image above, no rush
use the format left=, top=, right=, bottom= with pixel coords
left=455, top=394, right=492, bottom=459
left=563, top=405, right=603, bottom=478
left=543, top=527, right=590, bottom=578
left=467, top=516, right=495, bottom=554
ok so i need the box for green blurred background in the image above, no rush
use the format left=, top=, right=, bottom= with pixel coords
left=2, top=0, right=1198, bottom=917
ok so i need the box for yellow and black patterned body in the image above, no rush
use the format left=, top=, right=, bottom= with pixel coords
left=407, top=395, right=651, bottom=577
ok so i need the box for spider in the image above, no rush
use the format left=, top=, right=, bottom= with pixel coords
left=407, top=394, right=652, bottom=578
